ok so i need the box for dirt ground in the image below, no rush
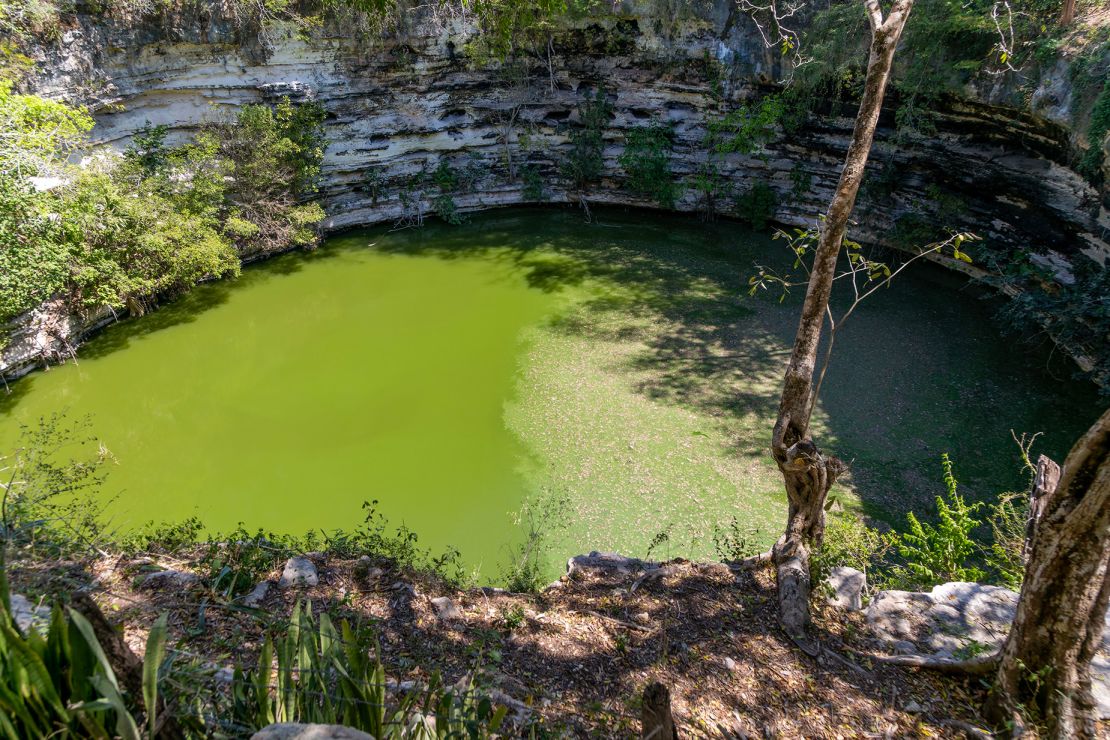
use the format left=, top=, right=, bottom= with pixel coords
left=10, top=548, right=1021, bottom=739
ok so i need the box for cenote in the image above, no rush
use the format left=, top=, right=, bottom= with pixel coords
left=0, top=207, right=1099, bottom=582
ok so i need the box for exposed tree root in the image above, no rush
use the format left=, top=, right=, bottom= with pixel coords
left=869, top=653, right=999, bottom=675
left=729, top=550, right=773, bottom=570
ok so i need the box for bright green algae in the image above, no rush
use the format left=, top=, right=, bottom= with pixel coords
left=0, top=207, right=1100, bottom=581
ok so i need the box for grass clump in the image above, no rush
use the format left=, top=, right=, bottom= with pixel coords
left=229, top=602, right=508, bottom=736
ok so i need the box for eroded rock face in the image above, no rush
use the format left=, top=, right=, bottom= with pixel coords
left=3, top=1, right=1106, bottom=380
left=866, top=581, right=1110, bottom=719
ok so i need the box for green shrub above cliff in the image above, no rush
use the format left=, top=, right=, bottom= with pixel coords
left=0, top=85, right=326, bottom=325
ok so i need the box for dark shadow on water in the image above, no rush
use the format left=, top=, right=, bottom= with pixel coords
left=359, top=205, right=1104, bottom=523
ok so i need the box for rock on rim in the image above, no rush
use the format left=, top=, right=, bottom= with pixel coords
left=278, top=557, right=319, bottom=588
left=865, top=581, right=1110, bottom=719
left=251, top=723, right=374, bottom=740
left=431, top=596, right=464, bottom=622
left=825, top=566, right=866, bottom=611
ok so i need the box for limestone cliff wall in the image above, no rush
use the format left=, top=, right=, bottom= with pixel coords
left=3, top=0, right=1107, bottom=378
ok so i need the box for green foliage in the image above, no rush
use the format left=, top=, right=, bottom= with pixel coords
left=431, top=160, right=465, bottom=225
left=811, top=512, right=896, bottom=589
left=561, top=88, right=612, bottom=190
left=814, top=453, right=1038, bottom=593
left=464, top=0, right=570, bottom=63
left=60, top=168, right=240, bottom=314
left=497, top=605, right=526, bottom=632
left=893, top=454, right=985, bottom=589
left=795, top=0, right=1073, bottom=135
left=0, top=90, right=326, bottom=325
left=735, top=181, right=777, bottom=231
left=700, top=48, right=726, bottom=100
left=789, top=164, right=812, bottom=199
left=690, top=157, right=731, bottom=221
left=520, top=162, right=546, bottom=201
left=711, top=516, right=756, bottom=562
left=229, top=601, right=508, bottom=736
left=0, top=84, right=96, bottom=320
left=892, top=0, right=998, bottom=133
left=0, top=0, right=63, bottom=41
left=0, top=558, right=167, bottom=739
left=501, top=490, right=570, bottom=592
left=617, top=121, right=677, bottom=208
left=0, top=415, right=111, bottom=557
left=200, top=527, right=287, bottom=598
left=986, top=246, right=1110, bottom=389
left=208, top=98, right=327, bottom=252
left=708, top=96, right=785, bottom=155
left=0, top=78, right=92, bottom=177
left=0, top=177, right=68, bottom=321
left=1077, top=78, right=1110, bottom=185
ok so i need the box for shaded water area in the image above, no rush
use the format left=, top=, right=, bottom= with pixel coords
left=0, top=207, right=1101, bottom=580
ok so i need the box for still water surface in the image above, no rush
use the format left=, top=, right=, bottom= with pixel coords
left=0, top=208, right=1099, bottom=579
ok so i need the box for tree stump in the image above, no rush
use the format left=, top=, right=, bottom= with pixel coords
left=641, top=681, right=679, bottom=739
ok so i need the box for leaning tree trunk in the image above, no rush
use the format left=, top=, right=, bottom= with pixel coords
left=769, top=0, right=914, bottom=647
left=986, top=407, right=1110, bottom=739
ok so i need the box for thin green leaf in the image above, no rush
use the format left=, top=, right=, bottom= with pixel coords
left=142, top=613, right=169, bottom=737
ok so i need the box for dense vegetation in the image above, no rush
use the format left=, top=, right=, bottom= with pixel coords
left=0, top=78, right=324, bottom=333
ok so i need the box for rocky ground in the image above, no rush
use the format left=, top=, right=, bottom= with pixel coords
left=11, top=547, right=1069, bottom=738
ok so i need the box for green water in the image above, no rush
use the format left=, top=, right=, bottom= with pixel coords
left=0, top=207, right=1101, bottom=579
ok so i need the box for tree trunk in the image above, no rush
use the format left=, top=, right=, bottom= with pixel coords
left=769, top=0, right=914, bottom=645
left=987, top=407, right=1110, bottom=738
left=69, top=593, right=186, bottom=740
left=1060, top=0, right=1076, bottom=27
left=641, top=681, right=679, bottom=739
left=1023, top=454, right=1060, bottom=562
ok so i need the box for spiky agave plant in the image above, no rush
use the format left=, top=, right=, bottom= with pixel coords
left=0, top=553, right=168, bottom=738
left=231, top=602, right=508, bottom=738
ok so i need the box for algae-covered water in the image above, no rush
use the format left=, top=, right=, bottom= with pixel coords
left=0, top=208, right=1100, bottom=580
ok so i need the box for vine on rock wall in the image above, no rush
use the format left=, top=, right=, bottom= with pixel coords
left=561, top=87, right=613, bottom=192
left=618, top=120, right=678, bottom=208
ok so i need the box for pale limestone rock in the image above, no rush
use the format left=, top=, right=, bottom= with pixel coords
left=825, top=566, right=866, bottom=611
left=867, top=581, right=1110, bottom=719
left=278, top=557, right=318, bottom=588
left=9, top=594, right=51, bottom=634
left=251, top=724, right=374, bottom=740
left=431, top=596, right=463, bottom=622
left=242, top=580, right=271, bottom=607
